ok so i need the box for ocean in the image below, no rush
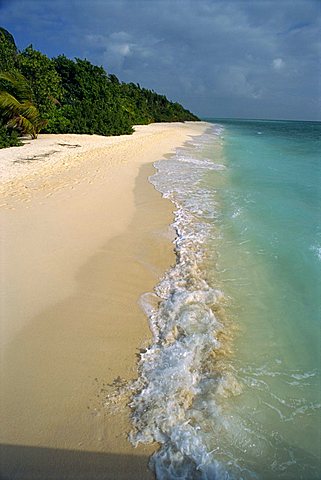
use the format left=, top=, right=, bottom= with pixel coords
left=130, top=119, right=321, bottom=479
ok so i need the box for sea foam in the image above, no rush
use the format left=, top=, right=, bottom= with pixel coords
left=130, top=120, right=321, bottom=479
left=130, top=127, right=237, bottom=478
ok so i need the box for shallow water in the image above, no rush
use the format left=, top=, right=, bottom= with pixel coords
left=131, top=119, right=321, bottom=479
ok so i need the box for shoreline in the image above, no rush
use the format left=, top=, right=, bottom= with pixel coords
left=0, top=122, right=208, bottom=479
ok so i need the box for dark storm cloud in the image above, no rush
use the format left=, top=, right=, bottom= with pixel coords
left=1, top=0, right=320, bottom=119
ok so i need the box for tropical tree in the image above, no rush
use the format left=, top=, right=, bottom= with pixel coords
left=17, top=46, right=67, bottom=132
left=0, top=71, right=47, bottom=139
left=0, top=27, right=18, bottom=72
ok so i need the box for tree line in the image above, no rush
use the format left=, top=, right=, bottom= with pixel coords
left=0, top=27, right=199, bottom=148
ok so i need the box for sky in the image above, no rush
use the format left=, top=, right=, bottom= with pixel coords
left=1, top=0, right=320, bottom=120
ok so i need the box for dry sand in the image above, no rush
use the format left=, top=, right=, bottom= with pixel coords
left=0, top=122, right=208, bottom=479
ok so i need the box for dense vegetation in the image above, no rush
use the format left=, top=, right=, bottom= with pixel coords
left=0, top=27, right=198, bottom=148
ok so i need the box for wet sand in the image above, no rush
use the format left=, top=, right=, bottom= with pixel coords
left=0, top=122, right=208, bottom=479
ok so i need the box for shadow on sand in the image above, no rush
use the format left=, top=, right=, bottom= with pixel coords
left=0, top=443, right=154, bottom=480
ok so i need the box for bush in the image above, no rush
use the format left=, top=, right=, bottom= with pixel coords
left=0, top=122, right=22, bottom=148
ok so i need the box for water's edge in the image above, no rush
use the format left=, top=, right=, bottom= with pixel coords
left=129, top=125, right=231, bottom=478
left=129, top=119, right=321, bottom=479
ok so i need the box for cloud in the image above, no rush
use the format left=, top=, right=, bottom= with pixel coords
left=273, top=58, right=285, bottom=70
left=85, top=30, right=158, bottom=72
left=216, top=66, right=263, bottom=99
left=1, top=0, right=320, bottom=119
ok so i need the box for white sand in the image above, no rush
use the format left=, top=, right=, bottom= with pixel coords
left=0, top=122, right=208, bottom=479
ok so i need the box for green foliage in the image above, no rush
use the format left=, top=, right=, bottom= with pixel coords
left=17, top=46, right=64, bottom=132
left=53, top=55, right=133, bottom=135
left=42, top=105, right=71, bottom=133
left=119, top=82, right=198, bottom=124
left=0, top=119, right=22, bottom=148
left=0, top=27, right=18, bottom=72
left=0, top=71, right=47, bottom=139
left=0, top=28, right=199, bottom=148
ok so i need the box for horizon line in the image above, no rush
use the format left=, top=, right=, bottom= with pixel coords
left=201, top=116, right=321, bottom=123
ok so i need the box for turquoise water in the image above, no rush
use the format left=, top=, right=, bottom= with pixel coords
left=131, top=119, right=321, bottom=479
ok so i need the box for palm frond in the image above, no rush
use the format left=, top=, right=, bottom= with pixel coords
left=0, top=71, right=46, bottom=138
left=0, top=91, right=23, bottom=115
left=20, top=102, right=39, bottom=120
left=7, top=114, right=34, bottom=135
left=0, top=71, right=34, bottom=102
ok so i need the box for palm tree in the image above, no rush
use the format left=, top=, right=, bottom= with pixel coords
left=0, top=71, right=47, bottom=139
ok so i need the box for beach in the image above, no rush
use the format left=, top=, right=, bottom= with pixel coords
left=0, top=121, right=208, bottom=479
